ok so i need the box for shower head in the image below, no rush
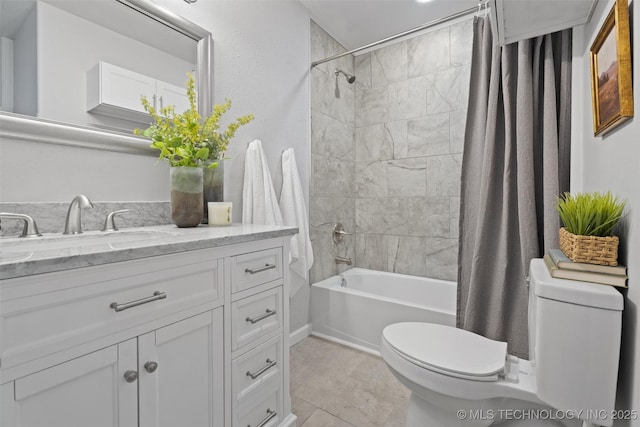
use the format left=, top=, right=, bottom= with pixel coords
left=335, top=68, right=356, bottom=84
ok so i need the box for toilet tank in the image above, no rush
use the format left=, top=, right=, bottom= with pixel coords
left=529, top=259, right=623, bottom=426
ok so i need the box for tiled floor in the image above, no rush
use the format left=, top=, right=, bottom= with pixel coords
left=290, top=336, right=410, bottom=426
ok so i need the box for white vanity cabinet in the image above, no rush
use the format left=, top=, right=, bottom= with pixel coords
left=0, top=248, right=225, bottom=427
left=137, top=309, right=224, bottom=427
left=2, top=310, right=222, bottom=427
left=226, top=241, right=295, bottom=427
left=0, top=231, right=296, bottom=427
left=86, top=61, right=190, bottom=124
left=1, top=340, right=138, bottom=427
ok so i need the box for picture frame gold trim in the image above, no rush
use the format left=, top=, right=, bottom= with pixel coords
left=589, top=0, right=634, bottom=136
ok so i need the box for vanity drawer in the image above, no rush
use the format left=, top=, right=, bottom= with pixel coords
left=1, top=253, right=223, bottom=371
left=232, top=334, right=283, bottom=405
left=235, top=381, right=282, bottom=427
left=231, top=248, right=283, bottom=293
left=231, top=286, right=282, bottom=351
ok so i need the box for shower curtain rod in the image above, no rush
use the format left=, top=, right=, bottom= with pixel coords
left=310, top=6, right=479, bottom=68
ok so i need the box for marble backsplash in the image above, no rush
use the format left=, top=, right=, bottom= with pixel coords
left=0, top=202, right=171, bottom=236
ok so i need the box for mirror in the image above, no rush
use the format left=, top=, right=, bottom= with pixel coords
left=0, top=0, right=213, bottom=155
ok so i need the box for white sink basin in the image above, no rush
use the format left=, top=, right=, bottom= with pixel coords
left=0, top=229, right=182, bottom=263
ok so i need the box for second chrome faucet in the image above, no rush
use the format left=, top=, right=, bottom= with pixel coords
left=63, top=195, right=94, bottom=235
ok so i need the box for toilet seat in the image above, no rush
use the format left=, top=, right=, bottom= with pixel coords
left=380, top=324, right=541, bottom=403
left=382, top=323, right=508, bottom=381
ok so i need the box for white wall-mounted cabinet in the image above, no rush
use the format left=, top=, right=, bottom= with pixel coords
left=87, top=61, right=190, bottom=124
left=156, top=80, right=191, bottom=112
left=490, top=0, right=598, bottom=45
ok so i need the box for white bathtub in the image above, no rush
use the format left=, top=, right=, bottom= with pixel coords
left=311, top=268, right=457, bottom=354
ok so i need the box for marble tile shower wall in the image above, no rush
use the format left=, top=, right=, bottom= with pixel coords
left=353, top=19, right=473, bottom=281
left=309, top=21, right=356, bottom=283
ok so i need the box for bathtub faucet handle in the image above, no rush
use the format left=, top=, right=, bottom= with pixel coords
left=332, top=223, right=352, bottom=244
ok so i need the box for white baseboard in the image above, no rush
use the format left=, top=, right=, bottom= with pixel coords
left=289, top=323, right=311, bottom=347
left=310, top=331, right=381, bottom=357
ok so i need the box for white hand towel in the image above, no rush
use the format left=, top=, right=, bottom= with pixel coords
left=242, top=140, right=283, bottom=226
left=280, top=148, right=313, bottom=289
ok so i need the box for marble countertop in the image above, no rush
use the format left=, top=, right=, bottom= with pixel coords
left=0, top=224, right=298, bottom=280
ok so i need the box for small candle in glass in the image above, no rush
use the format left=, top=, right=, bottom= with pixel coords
left=208, top=202, right=232, bottom=226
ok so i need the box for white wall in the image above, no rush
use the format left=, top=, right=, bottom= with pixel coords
left=12, top=4, right=36, bottom=116
left=150, top=0, right=311, bottom=222
left=0, top=0, right=312, bottom=334
left=151, top=0, right=313, bottom=333
left=571, top=0, right=640, bottom=422
left=0, top=138, right=170, bottom=202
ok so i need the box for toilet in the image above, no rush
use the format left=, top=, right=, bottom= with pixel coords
left=381, top=259, right=624, bottom=427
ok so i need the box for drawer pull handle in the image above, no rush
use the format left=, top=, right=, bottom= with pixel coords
left=123, top=370, right=138, bottom=383
left=244, top=263, right=276, bottom=275
left=251, top=409, right=277, bottom=427
left=246, top=359, right=277, bottom=380
left=246, top=308, right=276, bottom=324
left=110, top=291, right=166, bottom=312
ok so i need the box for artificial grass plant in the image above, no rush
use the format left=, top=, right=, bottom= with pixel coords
left=556, top=192, right=626, bottom=237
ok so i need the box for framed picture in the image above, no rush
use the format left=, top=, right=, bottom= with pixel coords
left=590, top=0, right=634, bottom=136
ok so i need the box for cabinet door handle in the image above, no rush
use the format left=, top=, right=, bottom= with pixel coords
left=251, top=409, right=277, bottom=427
left=244, top=264, right=276, bottom=275
left=246, top=309, right=276, bottom=324
left=123, top=370, right=138, bottom=383
left=110, top=291, right=166, bottom=312
left=144, top=361, right=158, bottom=373
left=246, top=359, right=277, bottom=380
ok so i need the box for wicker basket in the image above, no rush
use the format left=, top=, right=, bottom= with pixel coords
left=559, top=227, right=619, bottom=266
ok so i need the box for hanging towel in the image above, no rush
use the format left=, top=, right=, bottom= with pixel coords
left=242, top=140, right=284, bottom=226
left=280, top=148, right=314, bottom=289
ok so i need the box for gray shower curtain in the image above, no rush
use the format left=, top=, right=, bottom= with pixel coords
left=457, top=17, right=572, bottom=359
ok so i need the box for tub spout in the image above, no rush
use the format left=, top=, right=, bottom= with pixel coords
left=335, top=256, right=352, bottom=266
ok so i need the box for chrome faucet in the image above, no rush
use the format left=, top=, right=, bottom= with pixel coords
left=335, top=256, right=352, bottom=266
left=63, top=195, right=94, bottom=234
left=0, top=213, right=42, bottom=237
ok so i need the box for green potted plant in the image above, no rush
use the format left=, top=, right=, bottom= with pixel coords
left=135, top=74, right=253, bottom=227
left=556, top=191, right=626, bottom=266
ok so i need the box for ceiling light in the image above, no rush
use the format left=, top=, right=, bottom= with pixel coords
left=416, top=0, right=434, bottom=2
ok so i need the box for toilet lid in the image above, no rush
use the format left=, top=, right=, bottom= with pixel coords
left=383, top=323, right=507, bottom=381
